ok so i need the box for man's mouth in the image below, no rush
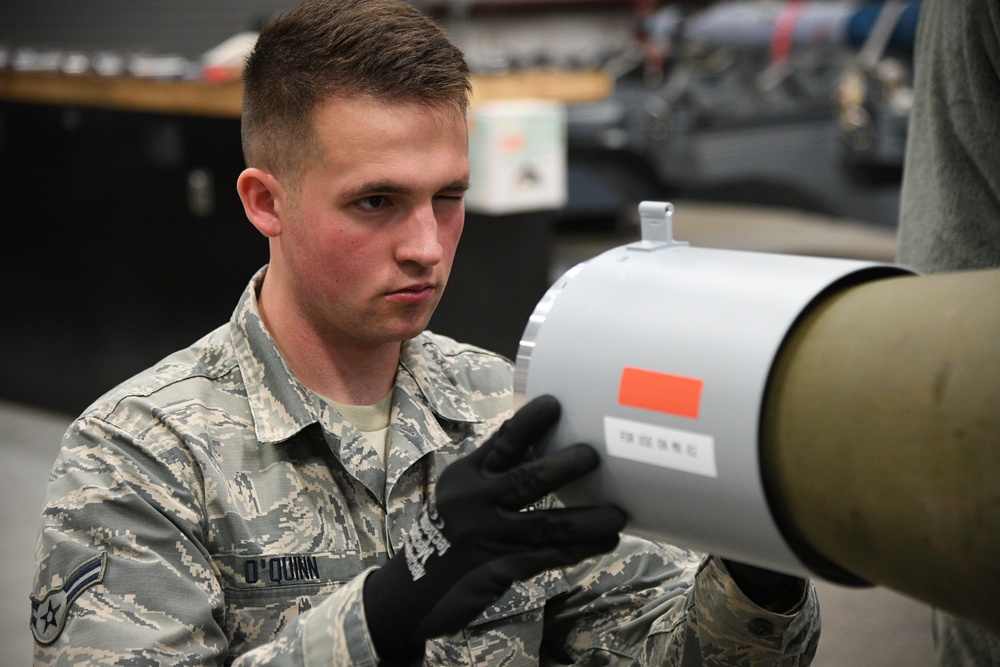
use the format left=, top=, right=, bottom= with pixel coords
left=386, top=284, right=436, bottom=304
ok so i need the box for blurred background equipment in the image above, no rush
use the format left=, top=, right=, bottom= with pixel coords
left=563, top=1, right=918, bottom=227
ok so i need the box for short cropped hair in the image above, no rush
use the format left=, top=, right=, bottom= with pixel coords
left=241, top=0, right=471, bottom=181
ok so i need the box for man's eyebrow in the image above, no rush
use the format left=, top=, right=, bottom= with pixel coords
left=341, top=180, right=470, bottom=200
left=341, top=182, right=408, bottom=199
left=441, top=180, right=471, bottom=192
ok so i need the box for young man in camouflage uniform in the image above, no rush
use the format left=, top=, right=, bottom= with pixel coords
left=31, top=0, right=820, bottom=664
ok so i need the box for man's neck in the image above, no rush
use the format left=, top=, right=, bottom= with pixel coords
left=289, top=339, right=401, bottom=406
left=257, top=283, right=401, bottom=406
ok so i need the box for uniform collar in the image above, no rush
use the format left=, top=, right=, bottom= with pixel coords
left=230, top=267, right=319, bottom=445
left=230, top=267, right=483, bottom=447
left=397, top=335, right=484, bottom=425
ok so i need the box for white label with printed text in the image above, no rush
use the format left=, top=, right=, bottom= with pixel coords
left=604, top=416, right=717, bottom=478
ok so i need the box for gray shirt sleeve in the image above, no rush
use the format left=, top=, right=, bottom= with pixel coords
left=897, top=0, right=1000, bottom=272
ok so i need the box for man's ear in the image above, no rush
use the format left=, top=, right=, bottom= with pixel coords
left=237, top=168, right=285, bottom=238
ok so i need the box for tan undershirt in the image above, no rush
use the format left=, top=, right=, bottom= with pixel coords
left=325, top=391, right=393, bottom=468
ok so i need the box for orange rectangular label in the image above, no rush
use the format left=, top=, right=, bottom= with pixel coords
left=618, top=367, right=703, bottom=419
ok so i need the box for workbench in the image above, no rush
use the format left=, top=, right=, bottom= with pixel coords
left=0, top=69, right=612, bottom=116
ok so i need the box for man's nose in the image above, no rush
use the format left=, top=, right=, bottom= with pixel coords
left=395, top=205, right=443, bottom=266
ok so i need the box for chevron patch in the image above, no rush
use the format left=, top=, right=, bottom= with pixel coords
left=31, top=552, right=107, bottom=645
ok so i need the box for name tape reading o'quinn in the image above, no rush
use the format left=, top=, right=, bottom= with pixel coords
left=618, top=367, right=704, bottom=419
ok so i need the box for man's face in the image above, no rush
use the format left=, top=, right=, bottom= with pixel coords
left=269, top=96, right=469, bottom=351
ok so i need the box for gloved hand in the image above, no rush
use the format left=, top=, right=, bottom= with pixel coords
left=363, top=395, right=626, bottom=664
left=721, top=558, right=807, bottom=613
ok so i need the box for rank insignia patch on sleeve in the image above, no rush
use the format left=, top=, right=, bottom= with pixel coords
left=31, top=552, right=107, bottom=645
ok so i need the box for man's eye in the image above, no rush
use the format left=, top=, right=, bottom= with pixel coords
left=358, top=196, right=387, bottom=211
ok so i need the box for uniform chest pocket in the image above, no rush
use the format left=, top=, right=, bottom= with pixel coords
left=213, top=550, right=365, bottom=655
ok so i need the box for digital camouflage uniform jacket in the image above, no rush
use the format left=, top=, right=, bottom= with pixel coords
left=32, top=268, right=820, bottom=666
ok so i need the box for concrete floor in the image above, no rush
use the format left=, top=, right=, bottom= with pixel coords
left=1, top=201, right=939, bottom=665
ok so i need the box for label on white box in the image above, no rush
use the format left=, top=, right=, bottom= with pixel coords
left=603, top=416, right=717, bottom=478
left=465, top=99, right=566, bottom=214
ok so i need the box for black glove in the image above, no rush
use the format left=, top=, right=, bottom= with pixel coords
left=363, top=395, right=626, bottom=664
left=721, top=558, right=807, bottom=612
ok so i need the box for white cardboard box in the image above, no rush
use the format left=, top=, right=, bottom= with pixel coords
left=466, top=99, right=567, bottom=215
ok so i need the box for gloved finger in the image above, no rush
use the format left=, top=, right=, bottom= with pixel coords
left=488, top=536, right=624, bottom=585
left=496, top=442, right=600, bottom=509
left=480, top=395, right=562, bottom=474
left=412, top=535, right=623, bottom=642
left=722, top=558, right=801, bottom=589
left=422, top=535, right=624, bottom=632
left=501, top=504, right=627, bottom=546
